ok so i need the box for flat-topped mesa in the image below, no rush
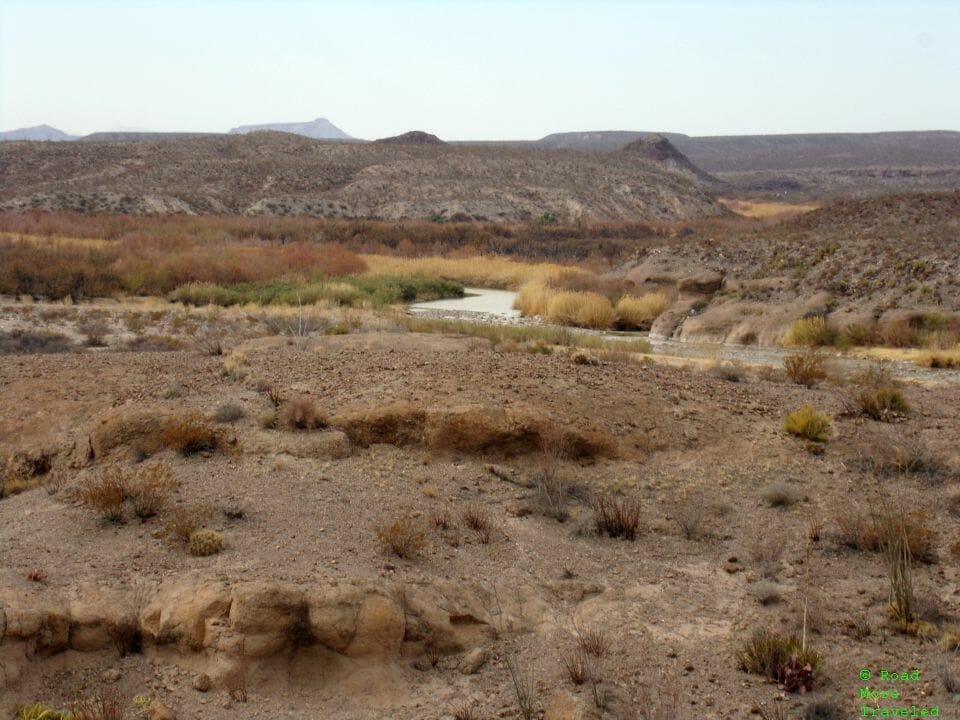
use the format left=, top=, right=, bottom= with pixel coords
left=376, top=130, right=446, bottom=145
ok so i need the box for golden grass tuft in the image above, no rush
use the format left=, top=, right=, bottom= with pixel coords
left=915, top=348, right=960, bottom=369
left=615, top=293, right=669, bottom=330
left=362, top=254, right=582, bottom=290
left=782, top=316, right=840, bottom=347
left=783, top=405, right=833, bottom=443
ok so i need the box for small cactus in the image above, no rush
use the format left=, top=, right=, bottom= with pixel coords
left=189, top=529, right=224, bottom=557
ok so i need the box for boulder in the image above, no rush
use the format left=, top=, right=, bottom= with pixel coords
left=678, top=272, right=724, bottom=294
left=544, top=690, right=602, bottom=720
left=459, top=647, right=487, bottom=675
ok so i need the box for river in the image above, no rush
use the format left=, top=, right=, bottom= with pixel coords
left=409, top=288, right=960, bottom=384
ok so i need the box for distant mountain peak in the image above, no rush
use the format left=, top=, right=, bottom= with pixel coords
left=229, top=117, right=354, bottom=140
left=0, top=124, right=78, bottom=141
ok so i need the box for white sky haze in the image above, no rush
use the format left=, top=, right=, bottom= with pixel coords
left=1, top=0, right=958, bottom=139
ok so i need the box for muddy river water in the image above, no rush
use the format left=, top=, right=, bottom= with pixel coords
left=410, top=288, right=960, bottom=385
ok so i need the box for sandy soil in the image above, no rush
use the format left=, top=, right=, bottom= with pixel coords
left=2, top=318, right=960, bottom=719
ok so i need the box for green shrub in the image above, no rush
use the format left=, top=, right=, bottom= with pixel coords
left=783, top=405, right=833, bottom=443
left=736, top=628, right=822, bottom=692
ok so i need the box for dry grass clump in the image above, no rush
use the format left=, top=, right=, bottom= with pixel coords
left=161, top=415, right=223, bottom=456
left=736, top=628, right=822, bottom=692
left=762, top=482, right=800, bottom=508
left=69, top=687, right=126, bottom=720
left=783, top=405, right=833, bottom=443
left=221, top=350, right=248, bottom=380
left=0, top=329, right=74, bottom=354
left=672, top=489, right=709, bottom=540
left=376, top=513, right=427, bottom=558
left=128, top=463, right=178, bottom=519
left=706, top=360, right=746, bottom=383
left=783, top=351, right=828, bottom=387
left=751, top=580, right=782, bottom=605
left=161, top=504, right=214, bottom=544
left=75, top=463, right=178, bottom=523
left=591, top=493, right=641, bottom=540
left=835, top=507, right=936, bottom=563
left=1, top=450, right=54, bottom=497
left=462, top=504, right=494, bottom=544
left=214, top=402, right=246, bottom=423
left=915, top=348, right=960, bottom=369
left=363, top=254, right=582, bottom=290
left=279, top=397, right=327, bottom=430
left=847, top=364, right=909, bottom=421
left=854, top=436, right=948, bottom=482
left=75, top=467, right=133, bottom=523
left=189, top=529, right=225, bottom=557
left=783, top=316, right=840, bottom=348
left=615, top=293, right=669, bottom=330
left=546, top=291, right=616, bottom=329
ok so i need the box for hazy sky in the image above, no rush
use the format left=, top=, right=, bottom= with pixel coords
left=1, top=0, right=958, bottom=139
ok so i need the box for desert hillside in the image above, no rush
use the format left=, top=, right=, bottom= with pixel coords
left=0, top=132, right=723, bottom=222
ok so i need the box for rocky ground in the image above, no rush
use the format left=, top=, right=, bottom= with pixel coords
left=2, top=311, right=959, bottom=719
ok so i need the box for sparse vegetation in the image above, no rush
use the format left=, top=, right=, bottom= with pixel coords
left=736, top=628, right=822, bottom=692
left=783, top=405, right=833, bottom=443
left=462, top=504, right=494, bottom=544
left=161, top=504, right=214, bottom=544
left=848, top=365, right=909, bottom=421
left=762, top=481, right=800, bottom=508
left=591, top=493, right=641, bottom=540
left=0, top=329, right=74, bottom=354
left=161, top=415, right=223, bottom=456
left=376, top=513, right=427, bottom=558
left=279, top=396, right=327, bottom=430
left=75, top=467, right=131, bottom=523
left=214, top=402, right=246, bottom=423
left=188, top=529, right=225, bottom=557
left=783, top=351, right=828, bottom=387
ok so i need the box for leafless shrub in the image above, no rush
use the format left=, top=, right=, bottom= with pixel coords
left=591, top=493, right=640, bottom=540
left=749, top=531, right=785, bottom=579
left=109, top=620, right=143, bottom=657
left=577, top=625, right=609, bottom=658
left=672, top=489, right=708, bottom=540
left=431, top=508, right=451, bottom=530
left=842, top=613, right=872, bottom=641
left=75, top=466, right=131, bottom=523
left=128, top=462, right=178, bottom=520
left=562, top=646, right=593, bottom=685
left=452, top=703, right=482, bottom=720
left=784, top=350, right=828, bottom=387
left=462, top=504, right=494, bottom=544
left=534, top=433, right=571, bottom=520
left=505, top=652, right=536, bottom=720
left=70, top=687, right=126, bottom=720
